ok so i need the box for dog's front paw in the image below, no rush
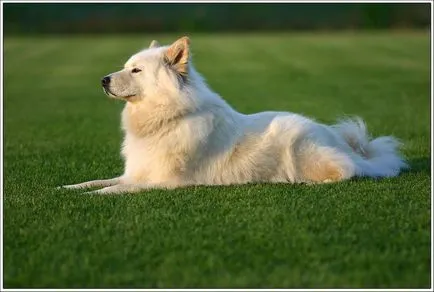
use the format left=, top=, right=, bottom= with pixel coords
left=83, top=186, right=119, bottom=195
left=56, top=185, right=74, bottom=190
left=83, top=184, right=141, bottom=195
left=83, top=189, right=105, bottom=195
left=56, top=184, right=78, bottom=190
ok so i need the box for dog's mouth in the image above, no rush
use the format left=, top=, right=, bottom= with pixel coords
left=103, top=87, right=135, bottom=99
left=103, top=86, right=116, bottom=97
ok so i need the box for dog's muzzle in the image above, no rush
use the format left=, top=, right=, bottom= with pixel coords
left=100, top=75, right=135, bottom=99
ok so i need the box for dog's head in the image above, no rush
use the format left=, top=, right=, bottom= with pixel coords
left=101, top=36, right=191, bottom=103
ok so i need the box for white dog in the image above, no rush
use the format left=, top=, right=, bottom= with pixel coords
left=60, top=36, right=408, bottom=194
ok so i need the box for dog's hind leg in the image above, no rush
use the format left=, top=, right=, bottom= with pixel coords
left=297, top=143, right=356, bottom=184
left=58, top=177, right=122, bottom=190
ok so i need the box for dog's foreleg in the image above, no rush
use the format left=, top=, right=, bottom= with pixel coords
left=58, top=177, right=122, bottom=190
left=84, top=182, right=181, bottom=195
left=84, top=183, right=150, bottom=195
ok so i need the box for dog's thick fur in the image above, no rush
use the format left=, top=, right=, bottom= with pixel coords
left=61, top=37, right=408, bottom=194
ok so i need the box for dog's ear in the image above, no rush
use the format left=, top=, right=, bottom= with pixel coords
left=164, top=36, right=190, bottom=77
left=149, top=40, right=160, bottom=49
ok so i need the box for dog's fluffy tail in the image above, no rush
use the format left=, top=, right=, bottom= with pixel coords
left=332, top=117, right=408, bottom=178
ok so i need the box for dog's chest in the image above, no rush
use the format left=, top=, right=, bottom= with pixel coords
left=121, top=133, right=191, bottom=183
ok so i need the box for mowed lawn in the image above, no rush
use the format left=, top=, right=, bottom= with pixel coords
left=3, top=32, right=431, bottom=288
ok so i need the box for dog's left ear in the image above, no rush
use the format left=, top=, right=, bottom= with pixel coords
left=164, top=36, right=190, bottom=77
left=149, top=40, right=160, bottom=49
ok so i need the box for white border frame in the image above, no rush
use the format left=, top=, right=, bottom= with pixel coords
left=0, top=0, right=432, bottom=291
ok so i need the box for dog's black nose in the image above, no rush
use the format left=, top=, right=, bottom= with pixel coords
left=101, top=76, right=111, bottom=86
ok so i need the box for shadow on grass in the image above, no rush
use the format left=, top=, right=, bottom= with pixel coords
left=407, top=157, right=431, bottom=175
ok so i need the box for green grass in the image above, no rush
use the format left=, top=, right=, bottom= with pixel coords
left=3, top=32, right=431, bottom=288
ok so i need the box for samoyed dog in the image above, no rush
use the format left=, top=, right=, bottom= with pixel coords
left=60, top=36, right=407, bottom=194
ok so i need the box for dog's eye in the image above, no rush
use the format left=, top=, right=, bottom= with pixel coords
left=131, top=68, right=142, bottom=73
